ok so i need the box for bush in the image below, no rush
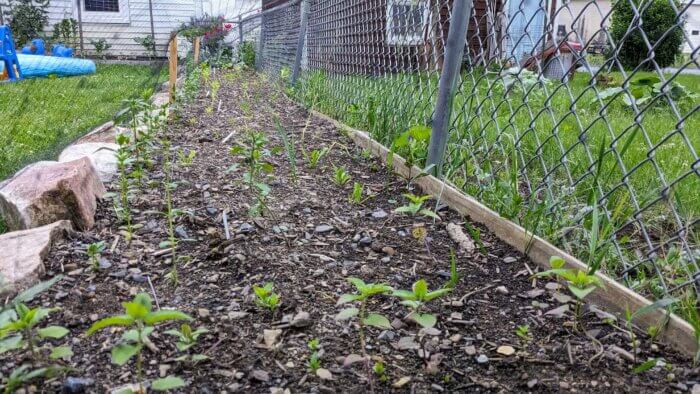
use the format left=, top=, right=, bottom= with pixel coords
left=9, top=0, right=48, bottom=47
left=239, top=41, right=255, bottom=68
left=610, top=0, right=684, bottom=70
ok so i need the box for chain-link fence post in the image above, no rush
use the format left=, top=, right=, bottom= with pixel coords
left=291, top=0, right=309, bottom=85
left=75, top=0, right=85, bottom=56
left=256, top=16, right=265, bottom=70
left=426, top=0, right=473, bottom=175
left=238, top=15, right=243, bottom=45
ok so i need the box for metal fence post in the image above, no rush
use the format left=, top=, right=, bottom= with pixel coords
left=76, top=0, right=85, bottom=56
left=238, top=15, right=243, bottom=45
left=291, top=0, right=310, bottom=84
left=256, top=16, right=265, bottom=70
left=426, top=0, right=473, bottom=175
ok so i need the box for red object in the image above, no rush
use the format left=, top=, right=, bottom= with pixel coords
left=523, top=41, right=583, bottom=75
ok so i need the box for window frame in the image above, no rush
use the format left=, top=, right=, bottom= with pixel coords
left=386, top=0, right=430, bottom=46
left=77, top=0, right=131, bottom=24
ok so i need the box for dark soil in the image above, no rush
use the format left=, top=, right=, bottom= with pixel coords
left=5, top=69, right=699, bottom=393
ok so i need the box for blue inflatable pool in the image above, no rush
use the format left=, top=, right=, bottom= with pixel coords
left=1, top=54, right=96, bottom=78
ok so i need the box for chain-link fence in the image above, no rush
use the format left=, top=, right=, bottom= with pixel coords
left=240, top=0, right=700, bottom=308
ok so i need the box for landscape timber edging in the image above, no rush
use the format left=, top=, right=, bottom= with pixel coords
left=310, top=109, right=698, bottom=359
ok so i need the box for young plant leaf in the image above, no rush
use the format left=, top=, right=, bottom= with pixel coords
left=363, top=313, right=391, bottom=329
left=411, top=313, right=437, bottom=329
left=37, top=326, right=69, bottom=339
left=335, top=308, right=359, bottom=321
left=152, top=375, right=187, bottom=391
left=49, top=345, right=73, bottom=360
left=111, top=343, right=141, bottom=365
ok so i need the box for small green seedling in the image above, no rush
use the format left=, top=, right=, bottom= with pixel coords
left=86, top=293, right=191, bottom=391
left=373, top=361, right=388, bottom=382
left=2, top=365, right=65, bottom=394
left=165, top=324, right=209, bottom=363
left=444, top=250, right=459, bottom=289
left=253, top=283, right=281, bottom=313
left=86, top=241, right=106, bottom=270
left=534, top=256, right=603, bottom=330
left=333, top=166, right=351, bottom=186
left=177, top=149, right=196, bottom=167
left=392, top=279, right=451, bottom=329
left=0, top=303, right=70, bottom=361
left=515, top=325, right=530, bottom=341
left=349, top=182, right=363, bottom=204
left=394, top=193, right=439, bottom=220
left=335, top=278, right=392, bottom=353
left=306, top=148, right=329, bottom=169
left=307, top=339, right=321, bottom=373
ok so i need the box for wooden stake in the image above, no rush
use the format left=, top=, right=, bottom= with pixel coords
left=168, top=37, right=177, bottom=103
left=194, top=36, right=201, bottom=63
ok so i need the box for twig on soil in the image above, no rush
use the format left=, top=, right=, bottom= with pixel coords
left=222, top=131, right=235, bottom=144
left=566, top=340, right=574, bottom=365
left=110, top=235, right=120, bottom=253
left=459, top=281, right=501, bottom=303
left=223, top=210, right=231, bottom=240
left=152, top=248, right=174, bottom=257
left=146, top=275, right=160, bottom=310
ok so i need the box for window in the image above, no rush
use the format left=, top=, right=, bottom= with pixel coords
left=386, top=0, right=429, bottom=45
left=77, top=0, right=130, bottom=23
left=692, top=30, right=699, bottom=36
left=85, top=0, right=119, bottom=12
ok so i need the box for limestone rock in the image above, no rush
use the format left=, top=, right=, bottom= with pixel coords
left=0, top=157, right=105, bottom=231
left=59, top=142, right=118, bottom=182
left=0, top=221, right=72, bottom=295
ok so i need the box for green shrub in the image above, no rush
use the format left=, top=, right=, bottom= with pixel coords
left=239, top=41, right=255, bottom=68
left=9, top=0, right=48, bottom=47
left=610, top=0, right=684, bottom=70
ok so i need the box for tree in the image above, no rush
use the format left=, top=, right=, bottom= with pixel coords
left=610, top=0, right=684, bottom=70
left=9, top=0, right=49, bottom=47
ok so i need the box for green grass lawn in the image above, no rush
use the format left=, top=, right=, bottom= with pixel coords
left=294, top=68, right=700, bottom=298
left=0, top=63, right=164, bottom=234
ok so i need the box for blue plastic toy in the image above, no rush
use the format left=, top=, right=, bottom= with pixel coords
left=21, top=38, right=46, bottom=55
left=0, top=25, right=22, bottom=81
left=51, top=44, right=73, bottom=58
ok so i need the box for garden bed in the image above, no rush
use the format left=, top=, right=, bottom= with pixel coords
left=4, top=69, right=698, bottom=393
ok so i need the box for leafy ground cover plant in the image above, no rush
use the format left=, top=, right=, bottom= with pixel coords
left=392, top=279, right=451, bottom=329
left=394, top=193, right=439, bottom=220
left=535, top=256, right=604, bottom=330
left=306, top=338, right=321, bottom=373
left=305, top=147, right=329, bottom=169
left=0, top=302, right=71, bottom=361
left=349, top=182, right=363, bottom=204
left=335, top=278, right=393, bottom=389
left=253, top=283, right=281, bottom=314
left=86, top=241, right=106, bottom=270
left=332, top=165, right=351, bottom=186
left=230, top=131, right=275, bottom=216
left=86, top=293, right=191, bottom=391
left=164, top=324, right=209, bottom=363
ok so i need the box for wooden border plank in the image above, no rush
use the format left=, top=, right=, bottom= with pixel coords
left=312, top=110, right=697, bottom=358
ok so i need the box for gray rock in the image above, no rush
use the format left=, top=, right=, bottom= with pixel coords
left=378, top=330, right=395, bottom=341
left=358, top=236, right=372, bottom=246
left=503, top=256, right=517, bottom=263
left=314, top=224, right=333, bottom=234
left=175, top=225, right=189, bottom=239
left=206, top=207, right=218, bottom=216
left=98, top=258, right=112, bottom=270
left=476, top=354, right=489, bottom=364
left=371, top=209, right=388, bottom=219
left=62, top=377, right=95, bottom=394
left=238, top=223, right=255, bottom=234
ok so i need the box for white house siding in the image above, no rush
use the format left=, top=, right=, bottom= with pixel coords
left=554, top=0, right=611, bottom=46
left=683, top=3, right=699, bottom=54
left=199, top=0, right=258, bottom=20
left=44, top=0, right=198, bottom=57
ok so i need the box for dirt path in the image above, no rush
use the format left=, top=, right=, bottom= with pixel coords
left=13, top=69, right=696, bottom=392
